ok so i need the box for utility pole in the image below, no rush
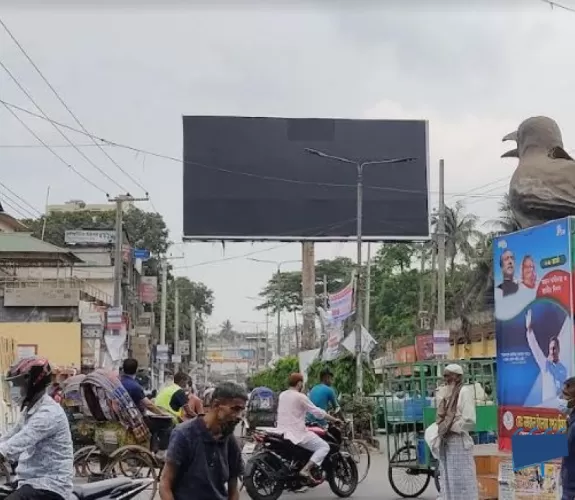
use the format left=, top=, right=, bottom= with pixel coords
left=158, top=254, right=183, bottom=387
left=174, top=285, right=180, bottom=373
left=304, top=148, right=415, bottom=395
left=109, top=194, right=149, bottom=314
left=190, top=304, right=197, bottom=385
left=159, top=258, right=168, bottom=387
left=323, top=275, right=328, bottom=310
left=437, top=159, right=446, bottom=329
left=301, top=241, right=316, bottom=351
left=265, top=308, right=269, bottom=366
left=276, top=267, right=282, bottom=358
left=364, top=243, right=372, bottom=332
left=255, top=325, right=260, bottom=371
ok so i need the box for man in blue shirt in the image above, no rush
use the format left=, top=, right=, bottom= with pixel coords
left=307, top=368, right=339, bottom=427
left=120, top=358, right=165, bottom=415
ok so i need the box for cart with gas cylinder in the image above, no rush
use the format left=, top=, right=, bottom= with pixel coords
left=379, top=358, right=496, bottom=498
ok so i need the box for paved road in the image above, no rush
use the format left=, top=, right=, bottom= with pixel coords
left=240, top=449, right=438, bottom=500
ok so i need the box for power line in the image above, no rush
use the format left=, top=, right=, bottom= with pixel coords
left=0, top=143, right=117, bottom=149
left=0, top=180, right=42, bottom=215
left=0, top=17, right=150, bottom=197
left=541, top=0, right=575, bottom=13
left=0, top=59, right=126, bottom=193
left=1, top=99, right=507, bottom=201
left=1, top=101, right=108, bottom=195
left=0, top=188, right=37, bottom=218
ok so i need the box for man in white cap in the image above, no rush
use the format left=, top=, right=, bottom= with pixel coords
left=435, top=363, right=478, bottom=500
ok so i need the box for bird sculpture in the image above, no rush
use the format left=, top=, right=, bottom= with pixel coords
left=502, top=116, right=575, bottom=229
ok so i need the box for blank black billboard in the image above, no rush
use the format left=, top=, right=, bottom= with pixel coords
left=182, top=116, right=429, bottom=242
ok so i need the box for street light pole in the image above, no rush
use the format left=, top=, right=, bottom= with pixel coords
left=304, top=148, right=415, bottom=394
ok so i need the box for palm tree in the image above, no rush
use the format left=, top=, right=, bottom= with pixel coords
left=431, top=201, right=481, bottom=274
left=491, top=193, right=521, bottom=234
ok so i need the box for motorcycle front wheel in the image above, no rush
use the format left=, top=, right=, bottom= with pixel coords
left=327, top=453, right=359, bottom=498
left=244, top=456, right=283, bottom=500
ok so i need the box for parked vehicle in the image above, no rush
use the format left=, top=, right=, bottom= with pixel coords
left=243, top=423, right=358, bottom=500
left=0, top=478, right=154, bottom=500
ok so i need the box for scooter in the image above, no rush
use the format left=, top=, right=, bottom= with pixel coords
left=0, top=478, right=154, bottom=500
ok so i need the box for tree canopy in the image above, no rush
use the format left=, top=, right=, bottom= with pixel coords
left=254, top=201, right=510, bottom=344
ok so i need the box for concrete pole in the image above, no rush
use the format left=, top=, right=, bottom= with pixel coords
left=159, top=258, right=168, bottom=386
left=174, top=285, right=180, bottom=373
left=301, top=241, right=316, bottom=350
left=364, top=242, right=372, bottom=332
left=437, top=159, right=446, bottom=330
left=355, top=163, right=364, bottom=395
left=190, top=304, right=197, bottom=384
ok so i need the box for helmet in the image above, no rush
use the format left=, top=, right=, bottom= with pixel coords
left=6, top=356, right=52, bottom=402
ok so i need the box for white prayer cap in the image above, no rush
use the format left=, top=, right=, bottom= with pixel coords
left=444, top=363, right=464, bottom=375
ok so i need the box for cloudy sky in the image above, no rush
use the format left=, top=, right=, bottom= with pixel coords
left=1, top=1, right=574, bottom=333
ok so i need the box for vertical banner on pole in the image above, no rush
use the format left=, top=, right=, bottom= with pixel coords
left=494, top=218, right=574, bottom=451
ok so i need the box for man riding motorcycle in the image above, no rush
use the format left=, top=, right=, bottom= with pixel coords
left=307, top=367, right=340, bottom=427
left=276, top=373, right=341, bottom=483
left=0, top=356, right=73, bottom=500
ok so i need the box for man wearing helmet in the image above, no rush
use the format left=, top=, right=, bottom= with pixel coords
left=0, top=356, right=73, bottom=500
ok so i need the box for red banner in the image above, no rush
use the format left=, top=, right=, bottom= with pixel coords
left=139, top=277, right=158, bottom=304
left=498, top=405, right=567, bottom=451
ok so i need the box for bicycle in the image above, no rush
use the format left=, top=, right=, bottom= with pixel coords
left=340, top=419, right=371, bottom=483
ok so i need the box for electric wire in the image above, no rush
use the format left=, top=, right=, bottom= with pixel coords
left=1, top=101, right=108, bottom=195
left=0, top=17, right=150, bottom=197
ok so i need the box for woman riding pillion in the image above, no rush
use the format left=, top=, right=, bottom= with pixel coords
left=0, top=356, right=74, bottom=500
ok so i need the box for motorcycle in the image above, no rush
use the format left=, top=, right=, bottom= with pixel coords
left=0, top=478, right=154, bottom=500
left=243, top=422, right=358, bottom=500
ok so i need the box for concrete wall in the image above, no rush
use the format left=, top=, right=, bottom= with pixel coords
left=0, top=322, right=81, bottom=367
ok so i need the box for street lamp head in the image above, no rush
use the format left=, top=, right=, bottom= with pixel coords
left=304, top=148, right=328, bottom=158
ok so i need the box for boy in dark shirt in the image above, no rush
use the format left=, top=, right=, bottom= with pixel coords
left=159, top=382, right=247, bottom=500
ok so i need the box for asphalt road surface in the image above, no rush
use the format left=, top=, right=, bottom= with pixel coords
left=239, top=448, right=439, bottom=500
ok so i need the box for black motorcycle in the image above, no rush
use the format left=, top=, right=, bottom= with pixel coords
left=0, top=478, right=153, bottom=500
left=243, top=423, right=358, bottom=500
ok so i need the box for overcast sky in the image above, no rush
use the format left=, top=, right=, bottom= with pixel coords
left=1, top=2, right=574, bottom=333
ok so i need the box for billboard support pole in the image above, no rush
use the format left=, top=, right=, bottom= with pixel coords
left=364, top=243, right=372, bottom=333
left=301, top=241, right=316, bottom=351
left=437, top=159, right=446, bottom=329
left=276, top=266, right=282, bottom=359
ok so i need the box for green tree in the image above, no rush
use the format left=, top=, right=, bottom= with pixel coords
left=219, top=319, right=238, bottom=342
left=256, top=257, right=355, bottom=314
left=491, top=193, right=521, bottom=235
left=21, top=207, right=169, bottom=275
left=163, top=276, right=214, bottom=345
left=431, top=201, right=481, bottom=274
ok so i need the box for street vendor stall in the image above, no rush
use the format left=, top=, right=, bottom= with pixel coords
left=378, top=358, right=497, bottom=498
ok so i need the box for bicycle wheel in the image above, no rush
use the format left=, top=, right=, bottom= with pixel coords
left=388, top=445, right=430, bottom=498
left=344, top=440, right=370, bottom=483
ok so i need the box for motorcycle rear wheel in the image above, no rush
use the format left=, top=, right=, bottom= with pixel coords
left=244, top=461, right=283, bottom=500
left=328, top=454, right=359, bottom=498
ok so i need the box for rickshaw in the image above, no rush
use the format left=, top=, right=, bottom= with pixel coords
left=60, top=374, right=96, bottom=451
left=72, top=369, right=172, bottom=498
left=380, top=359, right=497, bottom=498
left=242, top=386, right=276, bottom=438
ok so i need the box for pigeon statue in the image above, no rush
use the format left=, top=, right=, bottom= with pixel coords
left=502, top=116, right=575, bottom=229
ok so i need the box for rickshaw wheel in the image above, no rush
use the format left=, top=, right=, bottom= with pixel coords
left=73, top=446, right=102, bottom=478
left=387, top=445, right=431, bottom=498
left=104, top=445, right=158, bottom=500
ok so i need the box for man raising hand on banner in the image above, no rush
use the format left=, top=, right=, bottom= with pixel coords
left=526, top=309, right=567, bottom=404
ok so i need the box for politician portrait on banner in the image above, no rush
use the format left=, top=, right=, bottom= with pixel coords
left=495, top=218, right=575, bottom=451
